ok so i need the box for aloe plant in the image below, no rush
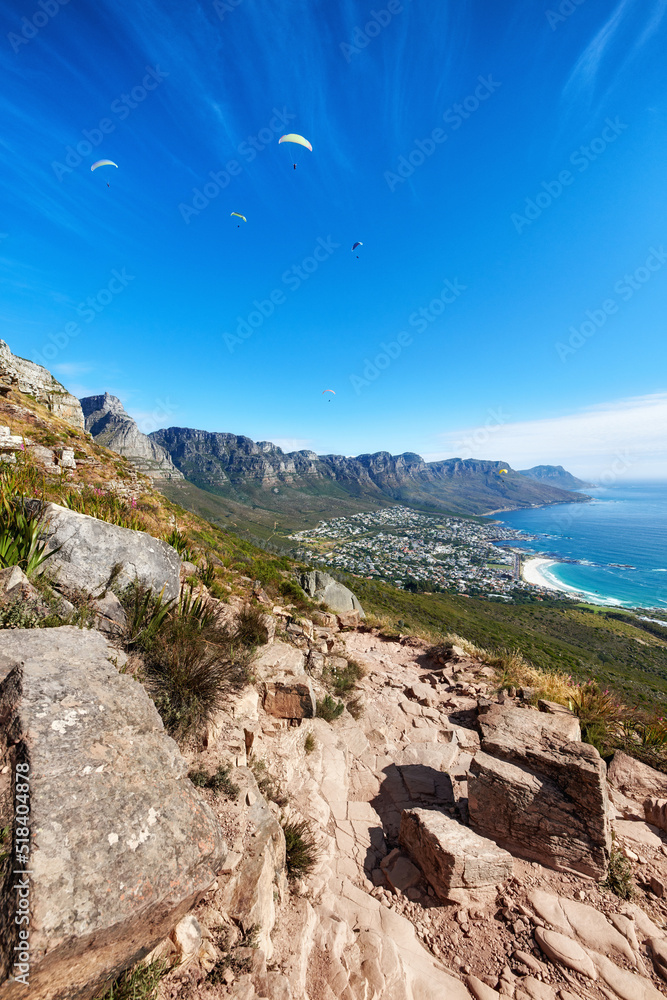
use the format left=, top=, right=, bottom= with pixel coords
left=0, top=472, right=58, bottom=575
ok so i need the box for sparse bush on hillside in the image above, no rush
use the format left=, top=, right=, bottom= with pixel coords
left=234, top=603, right=269, bottom=647
left=600, top=837, right=634, bottom=899
left=96, top=960, right=167, bottom=1000
left=304, top=731, right=316, bottom=755
left=316, top=694, right=344, bottom=722
left=324, top=658, right=366, bottom=697
left=121, top=582, right=249, bottom=740
left=164, top=527, right=195, bottom=562
left=283, top=817, right=320, bottom=881
left=568, top=680, right=624, bottom=752
left=188, top=765, right=240, bottom=800
left=199, top=555, right=216, bottom=588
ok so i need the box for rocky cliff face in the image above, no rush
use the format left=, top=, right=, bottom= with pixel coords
left=0, top=340, right=84, bottom=430
left=151, top=427, right=589, bottom=516
left=80, top=393, right=183, bottom=481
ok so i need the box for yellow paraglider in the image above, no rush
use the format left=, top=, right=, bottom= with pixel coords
left=90, top=160, right=118, bottom=171
left=499, top=468, right=508, bottom=474
left=231, top=212, right=247, bottom=226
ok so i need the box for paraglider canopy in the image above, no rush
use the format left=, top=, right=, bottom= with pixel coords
left=351, top=242, right=363, bottom=252
left=231, top=212, right=247, bottom=222
left=278, top=134, right=312, bottom=152
left=322, top=389, right=335, bottom=394
left=91, top=160, right=118, bottom=171
left=499, top=468, right=508, bottom=474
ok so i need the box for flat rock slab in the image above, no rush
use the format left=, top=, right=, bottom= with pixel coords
left=0, top=628, right=225, bottom=1000
left=38, top=502, right=181, bottom=599
left=478, top=703, right=581, bottom=747
left=608, top=751, right=667, bottom=806
left=399, top=807, right=512, bottom=900
left=252, top=640, right=306, bottom=678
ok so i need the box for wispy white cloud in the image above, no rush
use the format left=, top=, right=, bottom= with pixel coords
left=52, top=362, right=93, bottom=376
left=563, top=0, right=667, bottom=111
left=426, top=393, right=667, bottom=480
left=269, top=437, right=313, bottom=454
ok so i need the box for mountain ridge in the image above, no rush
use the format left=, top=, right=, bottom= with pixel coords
left=519, top=464, right=594, bottom=490
left=150, top=425, right=590, bottom=519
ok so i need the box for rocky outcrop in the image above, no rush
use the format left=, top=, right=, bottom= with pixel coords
left=608, top=750, right=667, bottom=806
left=0, top=628, right=225, bottom=1000
left=0, top=340, right=84, bottom=430
left=37, top=502, right=181, bottom=599
left=80, top=393, right=182, bottom=481
left=399, top=808, right=513, bottom=899
left=299, top=570, right=365, bottom=617
left=252, top=641, right=316, bottom=719
left=468, top=705, right=610, bottom=878
left=518, top=465, right=593, bottom=490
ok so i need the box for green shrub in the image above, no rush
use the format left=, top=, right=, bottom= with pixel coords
left=0, top=600, right=41, bottom=629
left=0, top=473, right=59, bottom=575
left=304, top=731, right=315, bottom=755
left=209, top=581, right=229, bottom=601
left=234, top=603, right=268, bottom=647
left=96, top=960, right=167, bottom=1000
left=346, top=696, right=364, bottom=720
left=316, top=694, right=344, bottom=722
left=121, top=583, right=247, bottom=740
left=188, top=765, right=239, bottom=800
left=568, top=681, right=624, bottom=751
left=600, top=838, right=634, bottom=899
left=59, top=484, right=143, bottom=531
left=200, top=556, right=216, bottom=588
left=325, top=658, right=365, bottom=697
left=164, top=528, right=195, bottom=561
left=283, top=818, right=320, bottom=880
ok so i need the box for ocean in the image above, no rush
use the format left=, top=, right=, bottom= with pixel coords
left=490, top=481, right=667, bottom=611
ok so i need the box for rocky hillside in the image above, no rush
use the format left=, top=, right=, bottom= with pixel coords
left=519, top=465, right=593, bottom=490
left=0, top=339, right=84, bottom=430
left=81, top=393, right=183, bottom=481
left=1, top=365, right=667, bottom=1000
left=151, top=427, right=589, bottom=518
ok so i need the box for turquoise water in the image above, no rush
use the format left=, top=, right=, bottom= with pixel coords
left=491, top=482, right=667, bottom=610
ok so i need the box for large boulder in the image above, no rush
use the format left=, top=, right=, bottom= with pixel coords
left=607, top=750, right=667, bottom=807
left=37, top=502, right=181, bottom=599
left=0, top=628, right=225, bottom=1000
left=299, top=571, right=365, bottom=617
left=468, top=705, right=610, bottom=878
left=253, top=641, right=315, bottom=719
left=399, top=808, right=512, bottom=900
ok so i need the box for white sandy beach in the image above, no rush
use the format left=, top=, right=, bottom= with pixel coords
left=521, top=556, right=563, bottom=591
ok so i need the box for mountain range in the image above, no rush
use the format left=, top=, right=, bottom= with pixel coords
left=74, top=393, right=590, bottom=533
left=148, top=425, right=589, bottom=520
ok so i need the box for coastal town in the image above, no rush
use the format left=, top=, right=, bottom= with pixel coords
left=289, top=506, right=549, bottom=600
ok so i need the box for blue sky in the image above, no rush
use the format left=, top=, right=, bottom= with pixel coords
left=1, top=0, right=666, bottom=477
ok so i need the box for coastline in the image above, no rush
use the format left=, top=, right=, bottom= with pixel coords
left=520, top=555, right=628, bottom=607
